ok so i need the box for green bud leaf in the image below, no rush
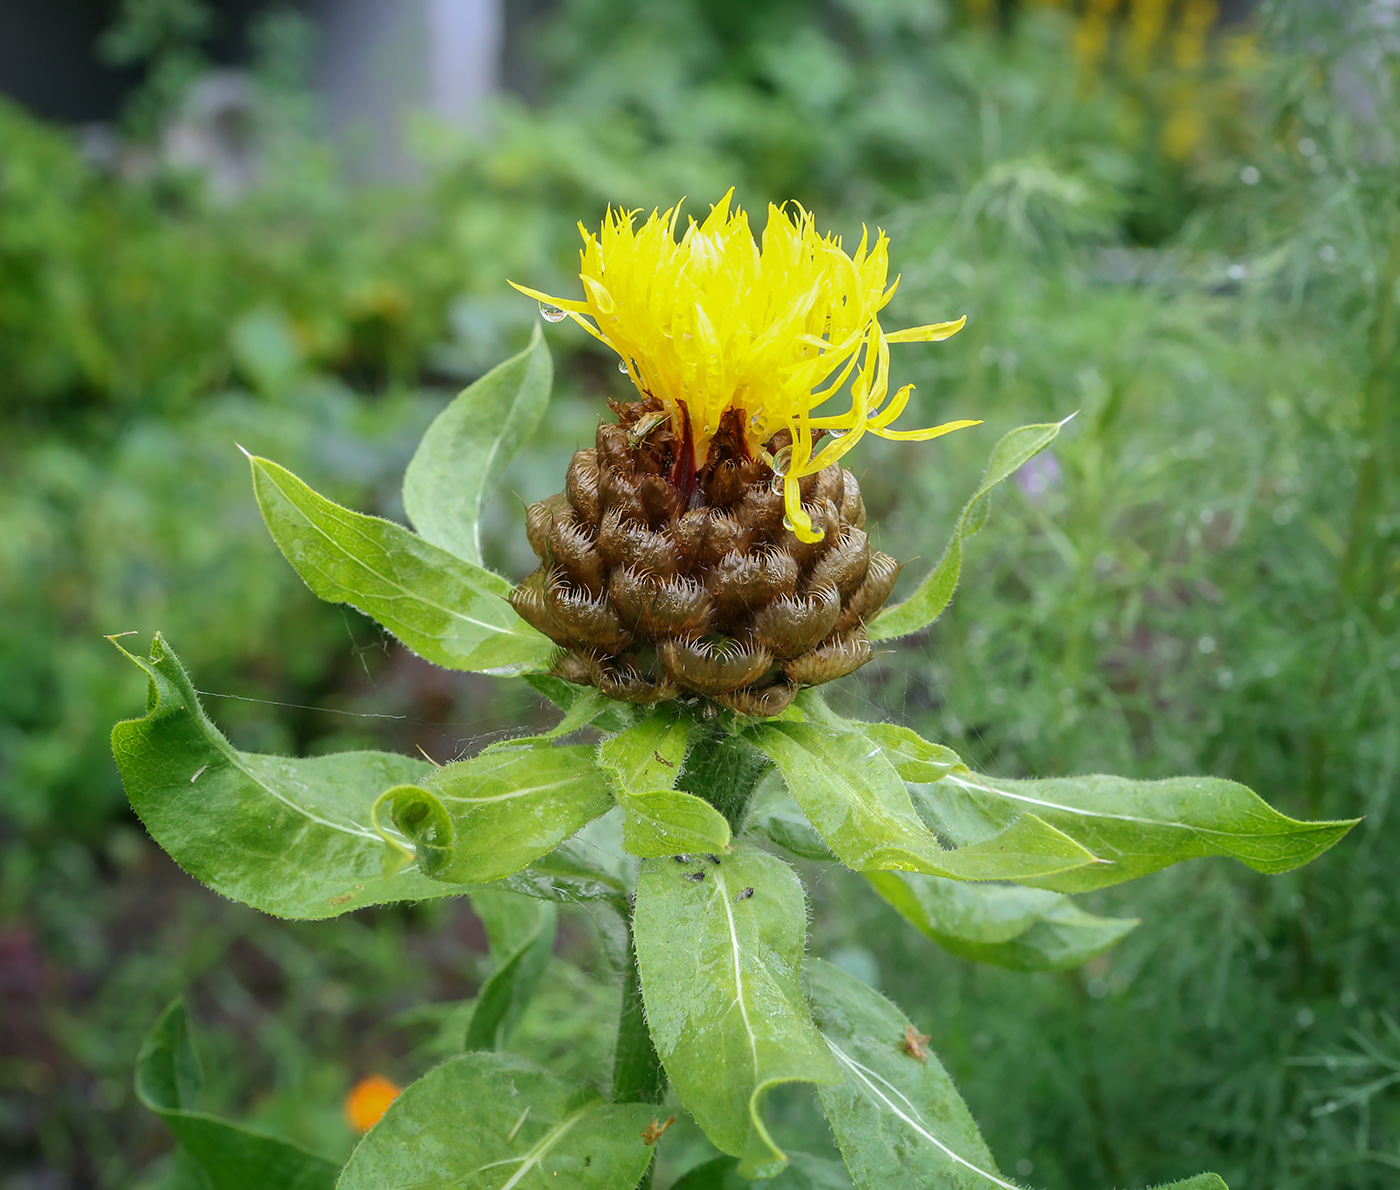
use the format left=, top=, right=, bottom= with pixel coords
left=338, top=1051, right=656, bottom=1190
left=751, top=720, right=1100, bottom=882
left=870, top=419, right=1067, bottom=641
left=397, top=743, right=615, bottom=884
left=248, top=452, right=555, bottom=675
left=633, top=843, right=841, bottom=1179
left=913, top=769, right=1359, bottom=892
left=808, top=959, right=1007, bottom=1190
left=597, top=708, right=732, bottom=858
left=135, top=1000, right=337, bottom=1190
left=110, top=634, right=475, bottom=919
left=403, top=324, right=552, bottom=566
left=866, top=871, right=1138, bottom=971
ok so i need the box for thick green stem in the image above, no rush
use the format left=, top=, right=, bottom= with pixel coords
left=676, top=722, right=771, bottom=832
left=612, top=915, right=666, bottom=1106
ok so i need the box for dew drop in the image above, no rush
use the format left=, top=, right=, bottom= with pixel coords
left=539, top=305, right=567, bottom=323
left=769, top=476, right=785, bottom=495
left=618, top=359, right=630, bottom=373
left=827, top=428, right=847, bottom=439
left=782, top=515, right=795, bottom=531
left=770, top=445, right=793, bottom=477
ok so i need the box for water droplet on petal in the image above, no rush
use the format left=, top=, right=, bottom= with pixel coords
left=769, top=476, right=784, bottom=495
left=618, top=359, right=630, bottom=374
left=782, top=515, right=795, bottom=531
left=828, top=428, right=847, bottom=439
left=539, top=305, right=567, bottom=323
left=770, top=445, right=793, bottom=477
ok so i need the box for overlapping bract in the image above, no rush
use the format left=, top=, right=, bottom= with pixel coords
left=512, top=189, right=976, bottom=541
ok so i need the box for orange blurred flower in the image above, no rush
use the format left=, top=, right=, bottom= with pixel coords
left=344, top=1074, right=401, bottom=1133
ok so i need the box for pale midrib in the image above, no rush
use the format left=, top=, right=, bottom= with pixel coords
left=826, top=1042, right=1016, bottom=1190
left=945, top=772, right=1302, bottom=841
left=489, top=1103, right=593, bottom=1190
left=437, top=777, right=579, bottom=806
left=716, top=868, right=761, bottom=1089
left=266, top=465, right=521, bottom=640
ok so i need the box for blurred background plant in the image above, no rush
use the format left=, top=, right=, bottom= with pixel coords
left=1, top=0, right=1396, bottom=1186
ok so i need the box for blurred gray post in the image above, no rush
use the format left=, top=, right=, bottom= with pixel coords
left=313, top=0, right=503, bottom=177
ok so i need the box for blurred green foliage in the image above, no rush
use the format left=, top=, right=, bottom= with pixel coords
left=1, top=0, right=1396, bottom=1186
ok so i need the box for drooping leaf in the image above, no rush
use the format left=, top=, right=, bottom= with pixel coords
left=869, top=419, right=1067, bottom=641
left=912, top=769, right=1359, bottom=893
left=248, top=453, right=555, bottom=675
left=865, top=871, right=1138, bottom=971
left=807, top=960, right=1009, bottom=1190
left=633, top=843, right=841, bottom=1179
left=110, top=634, right=475, bottom=919
left=751, top=720, right=1099, bottom=882
left=377, top=743, right=614, bottom=885
left=465, top=889, right=558, bottom=1050
left=597, top=707, right=732, bottom=858
left=403, top=324, right=552, bottom=566
left=337, top=1051, right=656, bottom=1190
left=135, top=1001, right=337, bottom=1190
left=669, top=1153, right=853, bottom=1188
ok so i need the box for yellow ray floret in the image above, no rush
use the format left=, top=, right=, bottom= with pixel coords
left=511, top=189, right=977, bottom=541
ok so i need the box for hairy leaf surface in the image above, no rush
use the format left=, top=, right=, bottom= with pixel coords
left=337, top=1051, right=655, bottom=1190
left=380, top=743, right=614, bottom=884
left=669, top=1153, right=852, bottom=1188
left=752, top=720, right=1099, bottom=882
left=870, top=420, right=1066, bottom=641
left=913, top=769, right=1359, bottom=892
left=597, top=709, right=731, bottom=857
left=865, top=871, right=1137, bottom=971
left=633, top=843, right=840, bottom=1179
left=111, top=634, right=477, bottom=918
left=250, top=453, right=555, bottom=675
left=137, top=1001, right=337, bottom=1190
left=403, top=325, right=552, bottom=565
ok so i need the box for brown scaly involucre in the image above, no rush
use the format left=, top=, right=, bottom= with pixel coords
left=510, top=398, right=901, bottom=718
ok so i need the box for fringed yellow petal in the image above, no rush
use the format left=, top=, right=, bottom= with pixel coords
left=884, top=315, right=968, bottom=344
left=514, top=193, right=973, bottom=492
left=870, top=418, right=983, bottom=442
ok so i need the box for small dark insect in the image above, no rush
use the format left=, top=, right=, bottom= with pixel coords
left=685, top=872, right=706, bottom=882
left=654, top=751, right=676, bottom=767
left=672, top=854, right=690, bottom=863
left=706, top=853, right=721, bottom=865
left=736, top=887, right=754, bottom=901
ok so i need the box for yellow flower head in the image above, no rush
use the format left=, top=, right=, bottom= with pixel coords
left=512, top=189, right=976, bottom=542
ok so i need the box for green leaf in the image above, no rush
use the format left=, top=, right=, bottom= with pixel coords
left=465, top=889, right=558, bottom=1050
left=248, top=452, right=555, bottom=675
left=751, top=720, right=1100, bottom=882
left=337, top=1051, right=656, bottom=1190
left=523, top=673, right=638, bottom=733
left=498, top=810, right=635, bottom=906
left=807, top=960, right=1008, bottom=1190
left=865, top=871, right=1138, bottom=971
left=135, top=1001, right=337, bottom=1190
left=378, top=743, right=615, bottom=885
left=633, top=843, right=841, bottom=1179
left=597, top=708, right=732, bottom=858
left=111, top=634, right=476, bottom=919
left=747, top=784, right=837, bottom=862
left=912, top=769, right=1359, bottom=893
left=403, top=324, right=553, bottom=566
left=869, top=419, right=1067, bottom=641
left=670, top=1153, right=853, bottom=1188
left=857, top=723, right=965, bottom=784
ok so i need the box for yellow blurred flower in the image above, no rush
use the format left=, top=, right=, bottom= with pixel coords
left=512, top=189, right=975, bottom=542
